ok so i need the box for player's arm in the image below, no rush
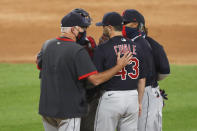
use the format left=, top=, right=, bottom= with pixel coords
left=157, top=74, right=169, bottom=81
left=137, top=46, right=147, bottom=116
left=36, top=41, right=50, bottom=70
left=75, top=48, right=132, bottom=86
left=137, top=78, right=146, bottom=116
left=156, top=46, right=170, bottom=81
left=88, top=52, right=132, bottom=86
left=146, top=37, right=170, bottom=81
left=156, top=45, right=170, bottom=81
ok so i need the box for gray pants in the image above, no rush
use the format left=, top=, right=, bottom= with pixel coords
left=42, top=116, right=81, bottom=131
left=94, top=90, right=139, bottom=131
left=138, top=86, right=163, bottom=131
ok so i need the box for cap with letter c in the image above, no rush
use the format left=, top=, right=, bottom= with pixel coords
left=96, top=12, right=123, bottom=26
left=122, top=9, right=145, bottom=25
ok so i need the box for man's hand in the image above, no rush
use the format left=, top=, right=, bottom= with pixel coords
left=139, top=104, right=142, bottom=116
left=88, top=52, right=132, bottom=86
left=116, top=52, right=132, bottom=69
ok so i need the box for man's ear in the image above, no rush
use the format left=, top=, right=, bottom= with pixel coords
left=134, top=22, right=139, bottom=27
left=108, top=25, right=113, bottom=30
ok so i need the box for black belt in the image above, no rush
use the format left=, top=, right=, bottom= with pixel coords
left=146, top=82, right=158, bottom=88
left=104, top=89, right=137, bottom=91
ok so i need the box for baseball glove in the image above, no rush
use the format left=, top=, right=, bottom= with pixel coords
left=160, top=89, right=168, bottom=107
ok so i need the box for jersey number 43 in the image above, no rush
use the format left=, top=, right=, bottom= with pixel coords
left=115, top=57, right=139, bottom=80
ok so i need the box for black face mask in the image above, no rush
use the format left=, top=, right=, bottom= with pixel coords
left=76, top=31, right=89, bottom=45
left=123, top=26, right=140, bottom=39
left=122, top=25, right=146, bottom=39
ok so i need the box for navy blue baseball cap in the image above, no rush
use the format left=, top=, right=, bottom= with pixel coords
left=71, top=8, right=92, bottom=26
left=61, top=12, right=90, bottom=27
left=96, top=12, right=123, bottom=26
left=122, top=9, right=145, bottom=25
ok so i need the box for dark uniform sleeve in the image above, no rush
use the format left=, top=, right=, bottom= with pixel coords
left=137, top=46, right=148, bottom=79
left=74, top=48, right=98, bottom=80
left=156, top=46, right=170, bottom=74
left=36, top=41, right=51, bottom=78
left=36, top=49, right=43, bottom=79
left=146, top=37, right=170, bottom=74
left=92, top=46, right=105, bottom=72
left=36, top=40, right=50, bottom=70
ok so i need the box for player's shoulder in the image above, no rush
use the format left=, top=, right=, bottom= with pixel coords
left=43, top=38, right=57, bottom=45
left=145, top=36, right=163, bottom=48
left=73, top=43, right=86, bottom=53
left=41, top=38, right=58, bottom=50
left=134, top=36, right=152, bottom=50
left=138, top=36, right=150, bottom=44
left=111, top=35, right=136, bottom=46
left=46, top=37, right=78, bottom=45
left=54, top=37, right=85, bottom=52
left=97, top=38, right=111, bottom=49
left=112, top=35, right=132, bottom=43
left=134, top=36, right=148, bottom=44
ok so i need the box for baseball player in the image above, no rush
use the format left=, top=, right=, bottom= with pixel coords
left=122, top=9, right=170, bottom=131
left=71, top=8, right=96, bottom=58
left=70, top=8, right=101, bottom=131
left=93, top=12, right=147, bottom=131
left=36, top=11, right=132, bottom=131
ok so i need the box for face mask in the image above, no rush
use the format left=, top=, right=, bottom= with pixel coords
left=76, top=31, right=89, bottom=45
left=122, top=25, right=140, bottom=39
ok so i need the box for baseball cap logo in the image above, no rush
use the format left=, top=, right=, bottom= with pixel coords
left=121, top=38, right=126, bottom=41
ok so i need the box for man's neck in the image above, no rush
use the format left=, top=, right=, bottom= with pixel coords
left=110, top=31, right=122, bottom=38
left=61, top=33, right=76, bottom=41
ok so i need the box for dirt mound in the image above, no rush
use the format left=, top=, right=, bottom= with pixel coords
left=0, top=0, right=197, bottom=64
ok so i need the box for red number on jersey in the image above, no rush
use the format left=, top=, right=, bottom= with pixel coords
left=115, top=57, right=139, bottom=80
left=128, top=57, right=139, bottom=79
left=115, top=68, right=127, bottom=80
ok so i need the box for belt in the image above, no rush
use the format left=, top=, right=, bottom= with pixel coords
left=104, top=89, right=137, bottom=91
left=146, top=82, right=158, bottom=88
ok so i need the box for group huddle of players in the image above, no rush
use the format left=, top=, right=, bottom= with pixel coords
left=74, top=8, right=170, bottom=131
left=37, top=8, right=170, bottom=131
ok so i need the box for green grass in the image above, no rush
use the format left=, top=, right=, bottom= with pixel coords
left=0, top=64, right=197, bottom=131
left=160, top=65, right=197, bottom=131
left=0, top=64, right=43, bottom=131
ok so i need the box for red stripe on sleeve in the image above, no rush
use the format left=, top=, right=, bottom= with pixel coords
left=36, top=59, right=42, bottom=70
left=78, top=71, right=98, bottom=80
left=37, top=64, right=42, bottom=70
